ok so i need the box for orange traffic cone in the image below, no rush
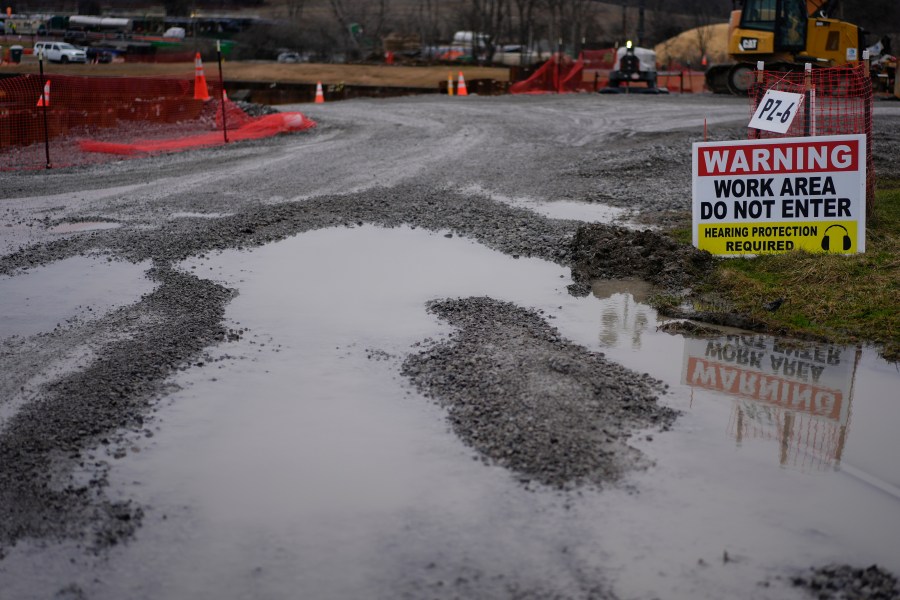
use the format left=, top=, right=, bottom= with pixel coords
left=457, top=71, right=468, bottom=96
left=36, top=80, right=50, bottom=107
left=194, top=53, right=210, bottom=101
left=314, top=81, right=325, bottom=103
left=447, top=72, right=454, bottom=96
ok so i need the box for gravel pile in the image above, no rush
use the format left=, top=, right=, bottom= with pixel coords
left=402, top=297, right=677, bottom=488
left=791, top=564, right=899, bottom=599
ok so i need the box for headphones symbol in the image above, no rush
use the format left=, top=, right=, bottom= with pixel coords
left=821, top=224, right=851, bottom=251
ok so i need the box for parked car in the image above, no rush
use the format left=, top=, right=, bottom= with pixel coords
left=32, top=41, right=88, bottom=64
left=276, top=51, right=305, bottom=63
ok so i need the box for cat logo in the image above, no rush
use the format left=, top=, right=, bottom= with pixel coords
left=740, top=37, right=759, bottom=51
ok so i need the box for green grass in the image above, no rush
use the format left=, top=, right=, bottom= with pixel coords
left=696, top=179, right=900, bottom=359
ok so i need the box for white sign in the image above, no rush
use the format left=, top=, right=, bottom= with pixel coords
left=748, top=89, right=804, bottom=134
left=692, top=134, right=866, bottom=255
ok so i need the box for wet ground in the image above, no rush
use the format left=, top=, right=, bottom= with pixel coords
left=1, top=94, right=899, bottom=599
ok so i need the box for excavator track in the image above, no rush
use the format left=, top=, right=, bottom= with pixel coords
left=704, top=64, right=732, bottom=94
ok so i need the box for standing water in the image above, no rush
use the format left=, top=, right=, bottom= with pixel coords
left=1, top=226, right=897, bottom=600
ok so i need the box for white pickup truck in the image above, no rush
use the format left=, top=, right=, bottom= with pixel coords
left=32, top=41, right=87, bottom=64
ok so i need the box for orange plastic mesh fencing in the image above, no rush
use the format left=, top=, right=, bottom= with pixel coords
left=509, top=53, right=585, bottom=94
left=657, top=70, right=706, bottom=93
left=1, top=74, right=315, bottom=170
left=748, top=63, right=875, bottom=209
left=580, top=49, right=617, bottom=71
left=80, top=108, right=316, bottom=155
left=510, top=50, right=697, bottom=94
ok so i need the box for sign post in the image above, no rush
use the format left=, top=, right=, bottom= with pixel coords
left=692, top=134, right=866, bottom=255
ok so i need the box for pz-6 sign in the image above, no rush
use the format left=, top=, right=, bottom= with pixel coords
left=748, top=89, right=804, bottom=134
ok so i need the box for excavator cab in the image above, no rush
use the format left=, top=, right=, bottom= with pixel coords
left=709, top=0, right=862, bottom=94
left=740, top=0, right=807, bottom=50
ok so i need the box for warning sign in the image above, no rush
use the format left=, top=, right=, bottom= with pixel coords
left=692, top=134, right=866, bottom=255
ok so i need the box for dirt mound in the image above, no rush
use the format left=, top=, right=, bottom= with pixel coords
left=569, top=224, right=715, bottom=293
left=654, top=22, right=730, bottom=65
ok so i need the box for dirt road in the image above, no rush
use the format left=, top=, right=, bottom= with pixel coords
left=1, top=93, right=899, bottom=599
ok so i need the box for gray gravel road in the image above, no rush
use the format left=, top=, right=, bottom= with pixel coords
left=2, top=93, right=899, bottom=599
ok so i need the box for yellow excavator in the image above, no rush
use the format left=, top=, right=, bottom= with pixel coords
left=705, top=0, right=867, bottom=95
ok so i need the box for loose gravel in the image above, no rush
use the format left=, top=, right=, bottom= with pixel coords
left=402, top=297, right=677, bottom=488
left=791, top=564, right=899, bottom=600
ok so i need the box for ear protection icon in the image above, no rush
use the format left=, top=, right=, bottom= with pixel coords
left=821, top=224, right=851, bottom=251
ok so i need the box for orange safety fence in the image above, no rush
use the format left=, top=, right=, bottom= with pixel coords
left=748, top=63, right=874, bottom=209
left=510, top=53, right=587, bottom=94
left=1, top=73, right=315, bottom=170
left=512, top=50, right=707, bottom=94
left=656, top=70, right=707, bottom=93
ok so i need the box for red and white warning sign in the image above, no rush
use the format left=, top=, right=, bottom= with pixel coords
left=692, top=134, right=866, bottom=255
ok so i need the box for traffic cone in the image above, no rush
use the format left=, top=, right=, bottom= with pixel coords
left=457, top=71, right=468, bottom=96
left=193, top=53, right=210, bottom=101
left=447, top=72, right=454, bottom=96
left=314, top=81, right=325, bottom=103
left=36, top=80, right=50, bottom=107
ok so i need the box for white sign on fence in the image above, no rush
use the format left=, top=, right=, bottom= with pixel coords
left=748, top=89, right=805, bottom=134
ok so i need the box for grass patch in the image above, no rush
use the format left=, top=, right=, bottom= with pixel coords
left=701, top=179, right=899, bottom=359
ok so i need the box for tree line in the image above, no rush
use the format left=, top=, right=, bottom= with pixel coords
left=235, top=0, right=737, bottom=61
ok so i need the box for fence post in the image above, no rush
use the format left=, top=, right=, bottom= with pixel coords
left=862, top=50, right=874, bottom=217
left=752, top=61, right=765, bottom=139
left=38, top=52, right=51, bottom=169
left=803, top=63, right=813, bottom=137
left=217, top=41, right=228, bottom=143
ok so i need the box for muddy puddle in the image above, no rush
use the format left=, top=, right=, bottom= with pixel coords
left=169, top=212, right=234, bottom=219
left=47, top=221, right=121, bottom=233
left=465, top=184, right=637, bottom=227
left=3, top=226, right=897, bottom=600
left=0, top=255, right=154, bottom=340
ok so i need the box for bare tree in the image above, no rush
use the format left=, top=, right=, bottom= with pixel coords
left=464, top=0, right=509, bottom=63
left=511, top=0, right=538, bottom=46
left=327, top=0, right=391, bottom=59
left=559, top=0, right=597, bottom=53
left=286, top=0, right=307, bottom=22
left=415, top=0, right=442, bottom=52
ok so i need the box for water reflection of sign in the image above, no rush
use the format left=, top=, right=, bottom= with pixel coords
left=681, top=335, right=856, bottom=470
left=592, top=280, right=655, bottom=350
left=685, top=356, right=844, bottom=420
